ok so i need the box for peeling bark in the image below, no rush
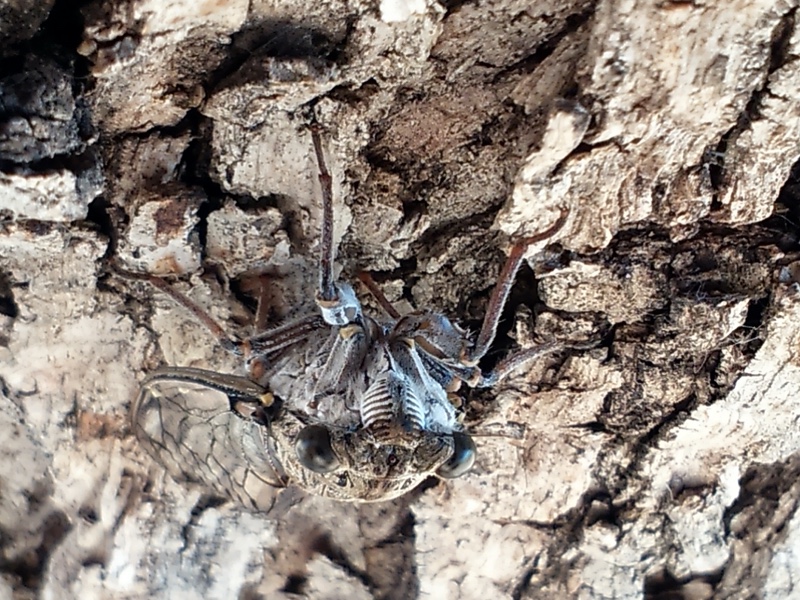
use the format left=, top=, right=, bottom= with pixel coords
left=1, top=0, right=800, bottom=599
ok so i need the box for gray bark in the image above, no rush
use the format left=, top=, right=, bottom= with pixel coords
left=1, top=0, right=799, bottom=598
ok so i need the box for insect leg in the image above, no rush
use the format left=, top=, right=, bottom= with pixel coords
left=253, top=274, right=274, bottom=332
left=310, top=323, right=370, bottom=408
left=473, top=339, right=599, bottom=388
left=113, top=266, right=243, bottom=355
left=392, top=313, right=469, bottom=361
left=471, top=342, right=561, bottom=388
left=414, top=341, right=559, bottom=389
left=310, top=126, right=336, bottom=304
left=357, top=271, right=401, bottom=319
left=115, top=265, right=324, bottom=372
left=415, top=349, right=478, bottom=390
left=309, top=127, right=363, bottom=327
left=465, top=208, right=569, bottom=365
left=246, top=314, right=325, bottom=357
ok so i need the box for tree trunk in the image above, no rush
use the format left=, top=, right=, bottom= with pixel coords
left=1, top=0, right=799, bottom=598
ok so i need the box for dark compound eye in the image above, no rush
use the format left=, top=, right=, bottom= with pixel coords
left=295, top=425, right=340, bottom=473
left=436, top=432, right=476, bottom=479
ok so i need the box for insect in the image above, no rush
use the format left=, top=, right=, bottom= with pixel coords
left=125, top=127, right=569, bottom=506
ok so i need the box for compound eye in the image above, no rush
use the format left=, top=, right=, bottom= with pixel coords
left=437, top=432, right=476, bottom=479
left=295, top=425, right=340, bottom=473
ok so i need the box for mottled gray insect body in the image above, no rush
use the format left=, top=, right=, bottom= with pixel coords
left=128, top=128, right=568, bottom=504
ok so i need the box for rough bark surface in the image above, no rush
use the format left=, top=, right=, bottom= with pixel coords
left=1, top=1, right=799, bottom=599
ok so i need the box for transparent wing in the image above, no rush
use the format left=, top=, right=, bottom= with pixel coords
left=132, top=367, right=289, bottom=512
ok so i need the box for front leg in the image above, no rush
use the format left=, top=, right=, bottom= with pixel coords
left=315, top=281, right=363, bottom=326
left=466, top=208, right=568, bottom=365
left=113, top=264, right=321, bottom=380
left=112, top=265, right=245, bottom=354
left=310, top=321, right=372, bottom=409
left=310, top=127, right=364, bottom=327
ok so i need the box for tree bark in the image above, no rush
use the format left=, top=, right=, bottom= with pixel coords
left=1, top=0, right=799, bottom=599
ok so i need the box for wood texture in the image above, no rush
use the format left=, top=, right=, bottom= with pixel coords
left=0, top=0, right=799, bottom=598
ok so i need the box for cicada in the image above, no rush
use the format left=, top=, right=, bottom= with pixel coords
left=126, top=128, right=567, bottom=504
